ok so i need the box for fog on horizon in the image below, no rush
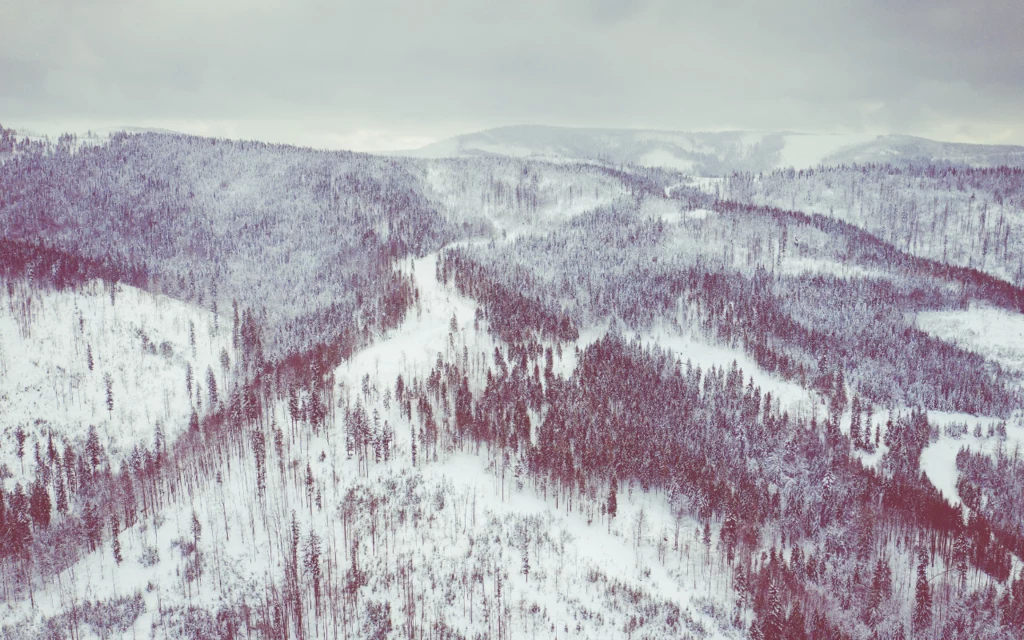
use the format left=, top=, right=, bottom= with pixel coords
left=1, top=0, right=1022, bottom=151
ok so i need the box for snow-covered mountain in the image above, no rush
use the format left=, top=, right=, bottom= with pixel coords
left=398, top=125, right=1024, bottom=175
left=4, top=130, right=1024, bottom=639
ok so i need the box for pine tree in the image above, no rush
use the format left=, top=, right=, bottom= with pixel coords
left=288, top=386, right=301, bottom=426
left=0, top=486, right=7, bottom=558
left=305, top=463, right=314, bottom=513
left=290, top=511, right=300, bottom=575
left=759, top=579, right=784, bottom=640
left=411, top=424, right=417, bottom=467
left=252, top=429, right=267, bottom=499
left=305, top=530, right=322, bottom=615
left=28, top=481, right=51, bottom=528
left=953, top=530, right=970, bottom=591
left=866, top=558, right=886, bottom=626
left=111, top=514, right=123, bottom=565
left=191, top=510, right=202, bottom=548
left=154, top=422, right=165, bottom=460
left=86, top=343, right=94, bottom=371
left=607, top=477, right=618, bottom=520
left=14, top=426, right=26, bottom=472
left=83, top=501, right=102, bottom=551
left=784, top=600, right=807, bottom=640
left=85, top=424, right=104, bottom=474
left=54, top=466, right=68, bottom=516
left=8, top=484, right=32, bottom=556
left=104, top=372, right=114, bottom=414
left=521, top=546, right=530, bottom=583
left=913, top=553, right=932, bottom=635
left=720, top=508, right=738, bottom=564
left=206, top=366, right=218, bottom=407
left=850, top=395, right=862, bottom=448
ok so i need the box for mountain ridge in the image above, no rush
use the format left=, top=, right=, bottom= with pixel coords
left=395, top=124, right=1024, bottom=175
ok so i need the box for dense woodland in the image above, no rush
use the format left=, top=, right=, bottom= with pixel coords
left=2, top=129, right=1024, bottom=639
left=728, top=164, right=1024, bottom=286
left=441, top=198, right=1021, bottom=415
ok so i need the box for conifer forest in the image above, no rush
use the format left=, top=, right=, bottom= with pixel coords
left=3, top=123, right=1024, bottom=640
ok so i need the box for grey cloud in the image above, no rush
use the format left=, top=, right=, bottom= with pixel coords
left=1, top=0, right=1021, bottom=146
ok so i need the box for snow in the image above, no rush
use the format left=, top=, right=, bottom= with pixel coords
left=776, top=133, right=877, bottom=170
left=779, top=256, right=890, bottom=279
left=334, top=252, right=495, bottom=404
left=325, top=253, right=739, bottom=637
left=637, top=149, right=694, bottom=172
left=0, top=279, right=232, bottom=483
left=640, top=197, right=714, bottom=224
left=919, top=411, right=1024, bottom=508
left=640, top=325, right=816, bottom=418
left=688, top=176, right=726, bottom=197
left=915, top=305, right=1024, bottom=373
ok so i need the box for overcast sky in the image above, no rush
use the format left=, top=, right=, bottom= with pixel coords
left=2, top=0, right=1022, bottom=150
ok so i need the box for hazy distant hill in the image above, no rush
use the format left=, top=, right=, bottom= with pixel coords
left=399, top=125, right=1024, bottom=175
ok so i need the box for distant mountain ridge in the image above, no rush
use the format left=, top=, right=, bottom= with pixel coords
left=398, top=124, right=1024, bottom=175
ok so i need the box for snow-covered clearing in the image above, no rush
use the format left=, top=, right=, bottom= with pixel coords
left=775, top=133, right=876, bottom=170
left=0, top=279, right=232, bottom=483
left=688, top=177, right=726, bottom=197
left=778, top=256, right=890, bottom=280
left=637, top=149, right=694, bottom=172
left=910, top=305, right=1024, bottom=504
left=640, top=195, right=715, bottom=224
left=915, top=305, right=1024, bottom=373
left=640, top=325, right=816, bottom=419
left=920, top=417, right=1023, bottom=507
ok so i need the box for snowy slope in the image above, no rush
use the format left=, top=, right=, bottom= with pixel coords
left=0, top=278, right=233, bottom=483
left=2, top=254, right=742, bottom=639
left=395, top=125, right=1024, bottom=175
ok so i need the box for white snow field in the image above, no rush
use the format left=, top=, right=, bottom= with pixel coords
left=0, top=278, right=233, bottom=484
left=774, top=133, right=877, bottom=170
left=915, top=305, right=1024, bottom=374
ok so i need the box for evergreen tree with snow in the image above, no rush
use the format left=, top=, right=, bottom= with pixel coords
left=758, top=579, right=784, bottom=640
left=784, top=600, right=807, bottom=640
left=305, top=530, right=322, bottom=615
left=850, top=395, right=862, bottom=447
left=206, top=365, right=218, bottom=407
left=104, top=372, right=114, bottom=414
left=111, top=515, right=122, bottom=565
left=607, top=476, right=618, bottom=521
left=28, top=481, right=51, bottom=528
left=913, top=552, right=933, bottom=635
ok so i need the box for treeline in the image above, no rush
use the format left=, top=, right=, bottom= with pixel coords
left=0, top=237, right=150, bottom=291
left=438, top=249, right=579, bottom=343
left=442, top=200, right=1020, bottom=415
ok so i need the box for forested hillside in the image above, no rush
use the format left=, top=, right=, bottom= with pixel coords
left=728, top=164, right=1024, bottom=286
left=2, top=128, right=1024, bottom=639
